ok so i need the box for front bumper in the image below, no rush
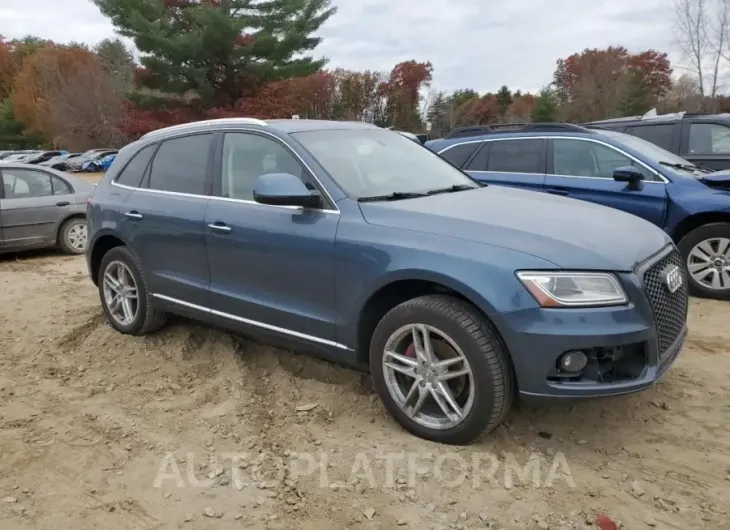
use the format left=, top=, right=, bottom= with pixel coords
left=496, top=246, right=688, bottom=402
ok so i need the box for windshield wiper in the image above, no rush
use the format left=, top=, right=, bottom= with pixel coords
left=357, top=191, right=427, bottom=203
left=659, top=160, right=701, bottom=173
left=425, top=184, right=480, bottom=195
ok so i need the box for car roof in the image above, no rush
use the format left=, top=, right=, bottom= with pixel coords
left=430, top=130, right=607, bottom=148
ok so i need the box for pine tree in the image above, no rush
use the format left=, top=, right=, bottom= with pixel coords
left=617, top=70, right=652, bottom=117
left=95, top=38, right=135, bottom=96
left=532, top=86, right=559, bottom=122
left=92, top=0, right=336, bottom=107
left=496, top=85, right=512, bottom=117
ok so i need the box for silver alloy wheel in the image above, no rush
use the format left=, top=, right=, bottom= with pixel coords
left=67, top=222, right=88, bottom=251
left=687, top=237, right=730, bottom=291
left=102, top=261, right=139, bottom=326
left=382, top=324, right=475, bottom=430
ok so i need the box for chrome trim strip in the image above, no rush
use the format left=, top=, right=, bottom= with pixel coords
left=141, top=118, right=268, bottom=140
left=151, top=293, right=351, bottom=351
left=467, top=170, right=665, bottom=185
left=437, top=135, right=669, bottom=183
left=437, top=140, right=485, bottom=154
left=114, top=127, right=341, bottom=213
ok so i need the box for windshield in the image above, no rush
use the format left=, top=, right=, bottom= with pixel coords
left=599, top=130, right=696, bottom=168
left=291, top=129, right=479, bottom=199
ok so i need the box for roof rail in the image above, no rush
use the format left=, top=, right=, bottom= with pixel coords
left=443, top=125, right=494, bottom=139
left=443, top=122, right=593, bottom=140
left=141, top=117, right=267, bottom=139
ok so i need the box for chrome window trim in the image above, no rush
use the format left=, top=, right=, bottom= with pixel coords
left=152, top=293, right=352, bottom=351
left=112, top=127, right=341, bottom=214
left=437, top=135, right=669, bottom=184
left=436, top=140, right=485, bottom=155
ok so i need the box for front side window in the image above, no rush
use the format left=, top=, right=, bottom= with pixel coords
left=220, top=133, right=308, bottom=201
left=1, top=169, right=53, bottom=199
left=552, top=139, right=656, bottom=181
left=148, top=134, right=212, bottom=195
left=487, top=139, right=543, bottom=174
left=292, top=129, right=479, bottom=199
left=688, top=123, right=730, bottom=154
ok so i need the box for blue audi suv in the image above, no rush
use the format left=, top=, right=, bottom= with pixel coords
left=86, top=118, right=688, bottom=444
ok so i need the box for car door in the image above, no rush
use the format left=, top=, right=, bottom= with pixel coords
left=463, top=138, right=547, bottom=192
left=118, top=134, right=213, bottom=308
left=204, top=130, right=340, bottom=345
left=544, top=138, right=667, bottom=227
left=0, top=167, right=74, bottom=248
left=681, top=120, right=730, bottom=170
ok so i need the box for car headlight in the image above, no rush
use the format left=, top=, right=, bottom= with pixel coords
left=516, top=271, right=628, bottom=307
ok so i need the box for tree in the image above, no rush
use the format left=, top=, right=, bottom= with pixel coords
left=554, top=46, right=671, bottom=122
left=617, top=70, right=653, bottom=117
left=95, top=38, right=135, bottom=96
left=330, top=68, right=382, bottom=121
left=495, top=85, right=513, bottom=117
left=13, top=46, right=124, bottom=149
left=532, top=86, right=559, bottom=122
left=384, top=60, right=433, bottom=131
left=507, top=93, right=536, bottom=122
left=93, top=0, right=336, bottom=107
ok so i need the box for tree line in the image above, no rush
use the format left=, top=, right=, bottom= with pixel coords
left=1, top=0, right=729, bottom=151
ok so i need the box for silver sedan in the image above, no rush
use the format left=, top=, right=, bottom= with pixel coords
left=0, top=163, right=95, bottom=254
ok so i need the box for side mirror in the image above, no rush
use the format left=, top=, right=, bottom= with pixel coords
left=613, top=166, right=644, bottom=184
left=253, top=173, right=321, bottom=208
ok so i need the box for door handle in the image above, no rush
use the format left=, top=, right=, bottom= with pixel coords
left=124, top=211, right=143, bottom=220
left=208, top=222, right=231, bottom=233
left=55, top=201, right=70, bottom=207
left=546, top=188, right=570, bottom=196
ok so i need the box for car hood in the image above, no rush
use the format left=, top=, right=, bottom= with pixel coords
left=358, top=186, right=671, bottom=271
left=696, top=170, right=730, bottom=191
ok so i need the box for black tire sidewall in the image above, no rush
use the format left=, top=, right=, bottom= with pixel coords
left=370, top=299, right=502, bottom=444
left=59, top=218, right=87, bottom=255
left=677, top=222, right=730, bottom=300
left=98, top=247, right=150, bottom=334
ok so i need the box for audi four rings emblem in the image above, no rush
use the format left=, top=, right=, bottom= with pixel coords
left=663, top=265, right=683, bottom=294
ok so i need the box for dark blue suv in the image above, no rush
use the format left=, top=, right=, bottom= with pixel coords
left=87, top=118, right=688, bottom=444
left=427, top=124, right=730, bottom=300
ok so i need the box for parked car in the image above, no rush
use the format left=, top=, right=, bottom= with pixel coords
left=426, top=123, right=730, bottom=300
left=86, top=118, right=688, bottom=444
left=82, top=153, right=117, bottom=172
left=23, top=150, right=65, bottom=165
left=39, top=152, right=83, bottom=170
left=65, top=149, right=118, bottom=172
left=0, top=151, right=16, bottom=160
left=0, top=163, right=94, bottom=254
left=585, top=110, right=730, bottom=171
left=4, top=150, right=42, bottom=163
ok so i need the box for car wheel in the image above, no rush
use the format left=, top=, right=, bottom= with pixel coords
left=369, top=294, right=514, bottom=445
left=98, top=246, right=167, bottom=335
left=58, top=218, right=88, bottom=255
left=677, top=222, right=730, bottom=300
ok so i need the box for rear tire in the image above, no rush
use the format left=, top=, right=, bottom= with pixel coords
left=98, top=246, right=167, bottom=335
left=369, top=294, right=514, bottom=445
left=677, top=222, right=730, bottom=300
left=58, top=218, right=88, bottom=255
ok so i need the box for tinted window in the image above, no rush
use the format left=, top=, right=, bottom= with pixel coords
left=221, top=133, right=307, bottom=201
left=51, top=176, right=73, bottom=195
left=439, top=143, right=480, bottom=168
left=552, top=139, right=656, bottom=180
left=1, top=169, right=53, bottom=199
left=625, top=124, right=674, bottom=151
left=149, top=134, right=212, bottom=195
left=116, top=144, right=156, bottom=188
left=688, top=123, right=730, bottom=154
left=487, top=139, right=543, bottom=174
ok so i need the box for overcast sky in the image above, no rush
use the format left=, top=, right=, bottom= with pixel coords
left=0, top=0, right=679, bottom=94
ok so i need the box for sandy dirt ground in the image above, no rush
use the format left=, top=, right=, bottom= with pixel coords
left=0, top=252, right=729, bottom=530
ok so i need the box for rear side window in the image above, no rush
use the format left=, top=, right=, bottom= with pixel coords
left=487, top=139, right=544, bottom=174
left=439, top=143, right=480, bottom=168
left=625, top=124, right=674, bottom=151
left=148, top=134, right=213, bottom=195
left=688, top=123, right=730, bottom=154
left=115, top=144, right=156, bottom=188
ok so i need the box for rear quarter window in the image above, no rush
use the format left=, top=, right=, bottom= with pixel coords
left=115, top=144, right=157, bottom=188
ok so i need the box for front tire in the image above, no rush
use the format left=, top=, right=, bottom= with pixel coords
left=677, top=222, right=730, bottom=300
left=58, top=218, right=88, bottom=255
left=369, top=294, right=514, bottom=445
left=98, top=246, right=167, bottom=335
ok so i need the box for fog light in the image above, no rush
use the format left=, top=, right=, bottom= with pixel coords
left=559, top=351, right=588, bottom=372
